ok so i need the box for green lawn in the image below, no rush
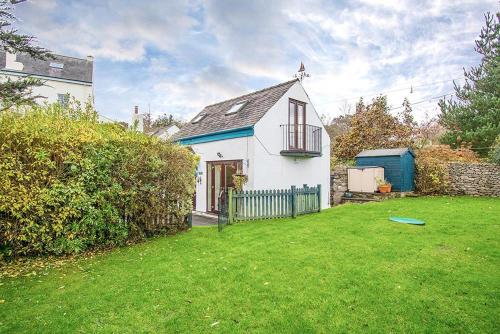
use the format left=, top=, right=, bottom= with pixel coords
left=1, top=196, right=499, bottom=333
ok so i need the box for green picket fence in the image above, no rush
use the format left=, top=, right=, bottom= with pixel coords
left=224, top=184, right=321, bottom=225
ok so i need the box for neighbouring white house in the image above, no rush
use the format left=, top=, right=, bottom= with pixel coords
left=0, top=51, right=93, bottom=106
left=148, top=125, right=180, bottom=140
left=173, top=79, right=331, bottom=213
left=130, top=105, right=180, bottom=139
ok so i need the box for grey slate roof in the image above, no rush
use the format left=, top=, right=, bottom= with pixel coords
left=173, top=79, right=298, bottom=140
left=148, top=125, right=176, bottom=137
left=0, top=51, right=93, bottom=83
left=356, top=148, right=415, bottom=158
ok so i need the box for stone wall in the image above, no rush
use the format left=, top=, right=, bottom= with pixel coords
left=447, top=162, right=500, bottom=196
left=331, top=165, right=348, bottom=205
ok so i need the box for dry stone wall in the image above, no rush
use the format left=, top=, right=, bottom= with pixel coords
left=447, top=162, right=500, bottom=196
left=331, top=165, right=348, bottom=205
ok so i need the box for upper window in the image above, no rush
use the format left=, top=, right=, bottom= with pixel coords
left=191, top=113, right=206, bottom=124
left=49, top=62, right=64, bottom=69
left=225, top=101, right=247, bottom=115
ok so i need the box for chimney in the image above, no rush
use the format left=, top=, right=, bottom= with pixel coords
left=134, top=105, right=138, bottom=114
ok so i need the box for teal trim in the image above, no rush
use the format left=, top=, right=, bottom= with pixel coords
left=178, top=127, right=254, bottom=145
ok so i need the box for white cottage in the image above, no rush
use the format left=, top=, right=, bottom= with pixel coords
left=0, top=51, right=93, bottom=106
left=174, top=79, right=330, bottom=214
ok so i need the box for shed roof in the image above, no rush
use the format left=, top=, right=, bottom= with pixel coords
left=356, top=148, right=415, bottom=158
left=173, top=79, right=298, bottom=140
left=0, top=51, right=93, bottom=83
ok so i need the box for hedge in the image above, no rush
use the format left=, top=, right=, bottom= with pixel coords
left=0, top=103, right=197, bottom=256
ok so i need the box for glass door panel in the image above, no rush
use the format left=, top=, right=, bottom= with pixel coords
left=297, top=104, right=304, bottom=149
left=214, top=164, right=222, bottom=211
left=288, top=101, right=296, bottom=148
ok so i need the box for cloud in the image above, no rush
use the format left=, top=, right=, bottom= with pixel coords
left=15, top=0, right=198, bottom=61
left=11, top=0, right=499, bottom=123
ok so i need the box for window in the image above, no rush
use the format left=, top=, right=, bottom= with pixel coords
left=49, top=62, right=64, bottom=69
left=57, top=93, right=69, bottom=107
left=288, top=99, right=306, bottom=150
left=191, top=113, right=206, bottom=124
left=225, top=101, right=247, bottom=115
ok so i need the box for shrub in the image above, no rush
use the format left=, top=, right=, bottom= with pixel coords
left=415, top=145, right=480, bottom=194
left=489, top=135, right=500, bottom=164
left=0, top=103, right=197, bottom=256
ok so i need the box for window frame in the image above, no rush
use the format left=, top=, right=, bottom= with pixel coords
left=191, top=113, right=206, bottom=124
left=288, top=98, right=307, bottom=150
left=225, top=100, right=247, bottom=116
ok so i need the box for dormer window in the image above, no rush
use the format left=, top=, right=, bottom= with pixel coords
left=225, top=101, right=247, bottom=115
left=191, top=113, right=206, bottom=124
left=49, top=62, right=64, bottom=69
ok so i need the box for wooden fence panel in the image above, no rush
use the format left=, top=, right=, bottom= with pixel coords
left=230, top=184, right=320, bottom=222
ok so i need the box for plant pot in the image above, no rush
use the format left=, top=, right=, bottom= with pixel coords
left=378, top=185, right=392, bottom=193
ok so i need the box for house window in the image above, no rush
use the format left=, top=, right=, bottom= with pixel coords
left=191, top=113, right=206, bottom=124
left=225, top=101, right=247, bottom=115
left=57, top=93, right=69, bottom=107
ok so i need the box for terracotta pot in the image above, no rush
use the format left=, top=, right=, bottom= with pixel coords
left=378, top=185, right=392, bottom=193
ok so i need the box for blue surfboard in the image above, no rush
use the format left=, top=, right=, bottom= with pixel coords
left=389, top=217, right=425, bottom=225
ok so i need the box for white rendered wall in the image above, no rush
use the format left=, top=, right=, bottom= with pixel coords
left=1, top=73, right=93, bottom=105
left=253, top=81, right=331, bottom=209
left=189, top=136, right=255, bottom=212
left=157, top=125, right=180, bottom=140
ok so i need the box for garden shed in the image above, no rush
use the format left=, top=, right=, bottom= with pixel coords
left=355, top=148, right=415, bottom=192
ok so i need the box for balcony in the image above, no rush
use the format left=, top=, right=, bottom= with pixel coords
left=280, top=124, right=322, bottom=157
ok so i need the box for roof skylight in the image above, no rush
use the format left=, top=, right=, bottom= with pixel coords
left=49, top=62, right=64, bottom=69
left=225, top=101, right=247, bottom=115
left=191, top=113, right=206, bottom=124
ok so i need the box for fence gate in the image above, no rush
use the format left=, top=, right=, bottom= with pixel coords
left=217, top=190, right=229, bottom=232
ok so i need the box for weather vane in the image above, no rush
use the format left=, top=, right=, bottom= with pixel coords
left=294, top=62, right=310, bottom=82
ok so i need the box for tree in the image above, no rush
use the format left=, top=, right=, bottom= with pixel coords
left=414, top=112, right=445, bottom=148
left=151, top=113, right=185, bottom=129
left=322, top=114, right=352, bottom=139
left=0, top=0, right=52, bottom=110
left=438, top=12, right=500, bottom=156
left=332, top=95, right=415, bottom=160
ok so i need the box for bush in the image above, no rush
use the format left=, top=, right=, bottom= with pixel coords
left=0, top=103, right=197, bottom=256
left=489, top=135, right=500, bottom=164
left=415, top=145, right=480, bottom=194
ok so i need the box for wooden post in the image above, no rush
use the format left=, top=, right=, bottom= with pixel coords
left=317, top=184, right=322, bottom=212
left=228, top=187, right=233, bottom=225
left=291, top=185, right=297, bottom=218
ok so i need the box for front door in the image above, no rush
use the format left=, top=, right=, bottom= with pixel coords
left=207, top=160, right=242, bottom=213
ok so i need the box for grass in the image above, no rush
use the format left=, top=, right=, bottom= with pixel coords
left=1, top=196, right=499, bottom=333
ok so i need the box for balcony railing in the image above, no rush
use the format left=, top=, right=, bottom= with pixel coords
left=280, top=124, right=322, bottom=157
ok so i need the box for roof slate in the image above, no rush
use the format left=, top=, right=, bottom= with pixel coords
left=356, top=148, right=415, bottom=158
left=173, top=79, right=298, bottom=140
left=0, top=51, right=93, bottom=83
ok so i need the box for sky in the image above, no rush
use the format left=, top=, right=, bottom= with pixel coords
left=12, top=0, right=499, bottom=123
